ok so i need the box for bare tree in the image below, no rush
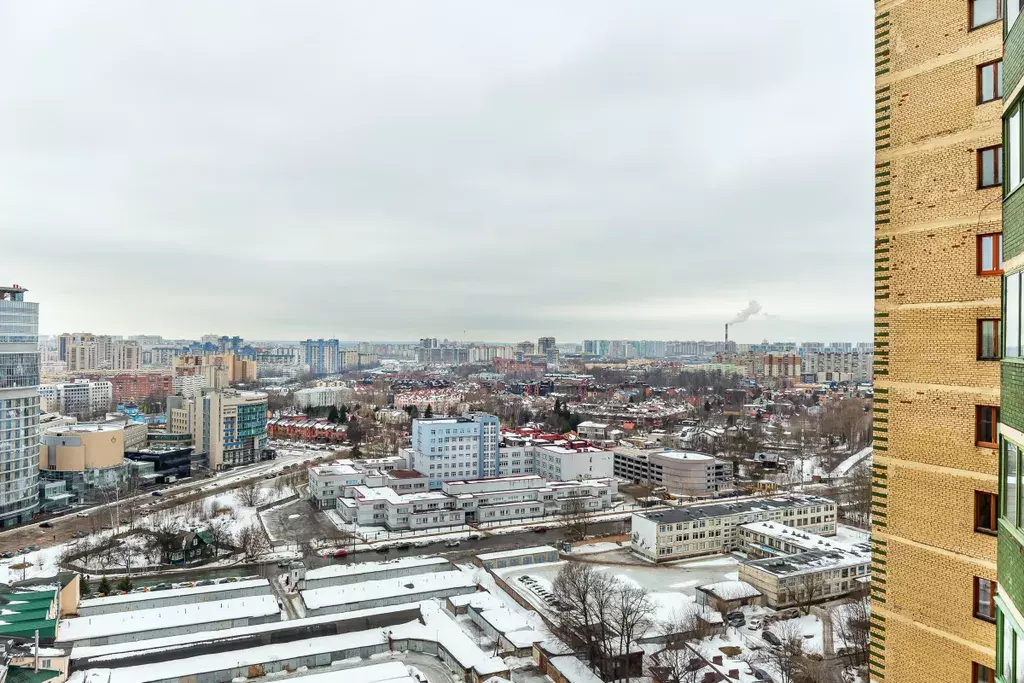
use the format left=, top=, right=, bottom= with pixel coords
left=110, top=541, right=136, bottom=579
left=553, top=561, right=613, bottom=669
left=646, top=643, right=711, bottom=683
left=745, top=620, right=805, bottom=683
left=833, top=593, right=870, bottom=666
left=237, top=520, right=271, bottom=561
left=612, top=583, right=655, bottom=683
left=659, top=606, right=716, bottom=645
left=795, top=571, right=825, bottom=615
left=206, top=514, right=236, bottom=555
left=235, top=480, right=264, bottom=508
left=558, top=490, right=591, bottom=542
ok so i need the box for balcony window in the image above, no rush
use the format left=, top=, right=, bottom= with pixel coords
left=1005, top=441, right=1019, bottom=526
left=971, top=0, right=1002, bottom=28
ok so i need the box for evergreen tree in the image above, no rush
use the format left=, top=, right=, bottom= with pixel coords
left=98, top=576, right=112, bottom=595
left=328, top=406, right=339, bottom=423
left=117, top=576, right=134, bottom=592
left=424, top=404, right=433, bottom=418
left=339, top=405, right=349, bottom=422
left=79, top=575, right=91, bottom=597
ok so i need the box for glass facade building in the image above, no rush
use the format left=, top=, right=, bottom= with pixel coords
left=0, top=285, right=40, bottom=527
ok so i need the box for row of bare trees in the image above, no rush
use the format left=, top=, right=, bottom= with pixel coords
left=552, top=561, right=655, bottom=683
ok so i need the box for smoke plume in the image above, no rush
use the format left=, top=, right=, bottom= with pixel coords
left=727, top=300, right=762, bottom=325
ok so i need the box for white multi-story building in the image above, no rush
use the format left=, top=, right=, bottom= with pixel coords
left=39, top=380, right=113, bottom=419
left=172, top=373, right=205, bottom=399
left=801, top=351, right=873, bottom=382
left=332, top=472, right=616, bottom=531
left=530, top=442, right=613, bottom=482
left=630, top=495, right=837, bottom=562
left=409, top=413, right=500, bottom=487
left=112, top=341, right=142, bottom=370
left=294, top=385, right=353, bottom=410
left=309, top=461, right=426, bottom=509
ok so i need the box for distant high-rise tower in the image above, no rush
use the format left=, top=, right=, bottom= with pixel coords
left=870, top=1, right=1001, bottom=679
left=301, top=339, right=340, bottom=377
left=0, top=283, right=41, bottom=526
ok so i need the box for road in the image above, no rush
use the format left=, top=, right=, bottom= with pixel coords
left=0, top=444, right=339, bottom=551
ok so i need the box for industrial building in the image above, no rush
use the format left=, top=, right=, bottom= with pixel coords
left=299, top=571, right=477, bottom=617
left=76, top=578, right=271, bottom=616
left=297, top=557, right=451, bottom=591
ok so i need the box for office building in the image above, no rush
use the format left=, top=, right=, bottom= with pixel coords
left=408, top=413, right=500, bottom=487
left=0, top=283, right=41, bottom=526
left=38, top=423, right=128, bottom=503
left=613, top=447, right=733, bottom=497
left=1001, top=3, right=1024, bottom=679
left=871, top=1, right=1002, bottom=678
left=301, top=338, right=340, bottom=377
left=190, top=389, right=269, bottom=470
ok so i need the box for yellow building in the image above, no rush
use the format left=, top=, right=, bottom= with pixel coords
left=871, top=1, right=1002, bottom=680
left=38, top=423, right=127, bottom=503
left=173, top=352, right=257, bottom=390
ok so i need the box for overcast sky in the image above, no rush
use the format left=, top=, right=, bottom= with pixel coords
left=0, top=2, right=874, bottom=344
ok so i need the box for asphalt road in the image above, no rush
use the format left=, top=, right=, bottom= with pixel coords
left=0, top=449, right=336, bottom=552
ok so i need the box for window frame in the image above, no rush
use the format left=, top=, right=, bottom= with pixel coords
left=977, top=59, right=1003, bottom=104
left=978, top=318, right=1002, bottom=360
left=978, top=233, right=1003, bottom=276
left=974, top=577, right=997, bottom=622
left=976, top=490, right=999, bottom=534
left=974, top=661, right=996, bottom=683
left=978, top=144, right=1004, bottom=189
left=977, top=405, right=1000, bottom=448
left=970, top=0, right=1003, bottom=29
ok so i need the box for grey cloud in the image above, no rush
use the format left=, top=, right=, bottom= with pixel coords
left=0, top=0, right=874, bottom=342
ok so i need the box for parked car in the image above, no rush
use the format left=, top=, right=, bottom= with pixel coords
left=333, top=549, right=349, bottom=558
left=75, top=512, right=89, bottom=518
left=152, top=491, right=163, bottom=497
left=467, top=534, right=481, bottom=541
left=39, top=521, right=53, bottom=528
left=375, top=545, right=391, bottom=554
left=533, top=526, right=549, bottom=533
left=73, top=531, right=88, bottom=539
left=1, top=551, right=13, bottom=559
left=445, top=540, right=460, bottom=548
left=762, top=631, right=782, bottom=647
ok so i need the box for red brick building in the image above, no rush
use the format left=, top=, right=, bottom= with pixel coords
left=79, top=373, right=173, bottom=403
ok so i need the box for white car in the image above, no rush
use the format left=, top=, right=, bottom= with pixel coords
left=76, top=512, right=89, bottom=518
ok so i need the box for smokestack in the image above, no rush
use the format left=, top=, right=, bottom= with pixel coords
left=725, top=324, right=729, bottom=344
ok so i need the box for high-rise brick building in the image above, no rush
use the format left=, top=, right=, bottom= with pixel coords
left=1000, top=0, right=1024, bottom=678
left=871, top=1, right=1002, bottom=679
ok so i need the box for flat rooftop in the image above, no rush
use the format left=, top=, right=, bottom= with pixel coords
left=476, top=546, right=557, bottom=562
left=634, top=495, right=834, bottom=525
left=78, top=578, right=269, bottom=608
left=743, top=546, right=871, bottom=578
left=304, top=557, right=450, bottom=582
left=301, top=571, right=475, bottom=610
left=57, top=595, right=279, bottom=643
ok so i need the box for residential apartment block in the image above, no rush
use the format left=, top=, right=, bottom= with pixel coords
left=1002, top=1, right=1024, bottom=678
left=301, top=338, right=341, bottom=377
left=613, top=447, right=733, bottom=497
left=629, top=495, right=836, bottom=563
left=871, top=0, right=1002, bottom=679
left=39, top=380, right=113, bottom=419
left=408, top=414, right=501, bottom=487
left=801, top=351, right=874, bottom=382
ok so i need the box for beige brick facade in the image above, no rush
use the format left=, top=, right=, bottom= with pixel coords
left=873, top=0, right=1001, bottom=678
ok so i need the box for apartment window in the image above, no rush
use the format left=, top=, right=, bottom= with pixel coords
left=977, top=406, right=1000, bottom=447
left=971, top=0, right=1002, bottom=28
left=979, top=234, right=1003, bottom=276
left=1010, top=0, right=1024, bottom=31
left=1009, top=105, right=1023, bottom=192
left=976, top=490, right=998, bottom=534
left=978, top=145, right=1003, bottom=188
left=978, top=60, right=1003, bottom=103
left=973, top=663, right=995, bottom=683
left=974, top=577, right=997, bottom=621
left=978, top=319, right=1002, bottom=359
left=1008, top=273, right=1023, bottom=359
left=1005, top=441, right=1019, bottom=526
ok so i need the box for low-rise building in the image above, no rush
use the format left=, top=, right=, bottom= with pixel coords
left=38, top=423, right=128, bottom=503
left=738, top=546, right=871, bottom=609
left=613, top=447, right=733, bottom=497
left=575, top=421, right=611, bottom=442
left=629, top=495, right=837, bottom=562
left=309, top=461, right=427, bottom=509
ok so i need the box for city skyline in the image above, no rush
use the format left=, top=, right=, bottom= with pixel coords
left=2, top=1, right=874, bottom=342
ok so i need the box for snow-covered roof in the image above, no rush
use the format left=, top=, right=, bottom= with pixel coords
left=57, top=595, right=279, bottom=643
left=77, top=578, right=269, bottom=608
left=549, top=656, right=605, bottom=683
left=304, top=557, right=450, bottom=581
left=476, top=607, right=529, bottom=634
left=301, top=571, right=476, bottom=610
left=476, top=546, right=558, bottom=562
left=696, top=580, right=762, bottom=601
left=70, top=603, right=422, bottom=661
